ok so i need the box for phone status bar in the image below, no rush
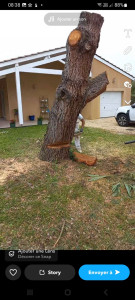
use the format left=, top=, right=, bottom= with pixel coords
left=7, top=3, right=43, bottom=8
left=4, top=2, right=131, bottom=9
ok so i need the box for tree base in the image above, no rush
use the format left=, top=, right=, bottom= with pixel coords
left=39, top=146, right=70, bottom=162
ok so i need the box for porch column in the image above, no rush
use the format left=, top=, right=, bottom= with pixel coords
left=89, top=71, right=92, bottom=77
left=15, top=63, right=23, bottom=125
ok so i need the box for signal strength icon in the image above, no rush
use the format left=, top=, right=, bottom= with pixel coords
left=97, top=3, right=103, bottom=7
left=109, top=3, right=113, bottom=7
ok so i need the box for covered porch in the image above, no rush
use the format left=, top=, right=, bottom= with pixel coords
left=0, top=118, right=48, bottom=129
left=0, top=47, right=66, bottom=126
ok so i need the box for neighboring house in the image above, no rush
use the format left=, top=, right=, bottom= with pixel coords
left=0, top=46, right=134, bottom=126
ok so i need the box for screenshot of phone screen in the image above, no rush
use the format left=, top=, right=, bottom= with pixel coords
left=0, top=2, right=135, bottom=298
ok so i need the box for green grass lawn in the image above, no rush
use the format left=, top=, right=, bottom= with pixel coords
left=0, top=125, right=135, bottom=250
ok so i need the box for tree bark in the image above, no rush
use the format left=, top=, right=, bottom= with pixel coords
left=39, top=11, right=109, bottom=162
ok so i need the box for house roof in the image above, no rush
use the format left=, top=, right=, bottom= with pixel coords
left=0, top=47, right=66, bottom=69
left=0, top=46, right=134, bottom=80
left=94, top=53, right=134, bottom=80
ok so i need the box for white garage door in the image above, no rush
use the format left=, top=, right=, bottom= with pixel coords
left=100, top=92, right=122, bottom=117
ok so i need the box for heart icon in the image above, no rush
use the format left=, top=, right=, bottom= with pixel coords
left=9, top=269, right=17, bottom=276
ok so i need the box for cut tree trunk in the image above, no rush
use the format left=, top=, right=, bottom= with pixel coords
left=39, top=11, right=109, bottom=162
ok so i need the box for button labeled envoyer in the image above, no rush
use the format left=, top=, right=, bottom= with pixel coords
left=79, top=265, right=130, bottom=281
left=25, top=265, right=75, bottom=280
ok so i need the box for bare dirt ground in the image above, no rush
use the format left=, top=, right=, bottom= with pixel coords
left=85, top=117, right=135, bottom=135
left=0, top=158, right=50, bottom=185
left=0, top=157, right=80, bottom=186
left=1, top=118, right=135, bottom=185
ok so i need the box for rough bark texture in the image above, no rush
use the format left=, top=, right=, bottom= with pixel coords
left=39, top=11, right=109, bottom=162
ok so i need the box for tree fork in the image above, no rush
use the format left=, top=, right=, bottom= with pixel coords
left=39, top=11, right=109, bottom=162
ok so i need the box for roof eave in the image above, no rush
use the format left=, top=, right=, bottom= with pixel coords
left=0, top=47, right=134, bottom=80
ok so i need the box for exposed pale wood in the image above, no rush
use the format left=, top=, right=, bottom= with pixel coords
left=73, top=152, right=97, bottom=166
left=68, top=29, right=82, bottom=46
left=47, top=143, right=70, bottom=149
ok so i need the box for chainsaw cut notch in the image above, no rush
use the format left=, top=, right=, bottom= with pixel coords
left=47, top=143, right=70, bottom=149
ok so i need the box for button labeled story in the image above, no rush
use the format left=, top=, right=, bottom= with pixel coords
left=25, top=265, right=75, bottom=280
left=79, top=265, right=130, bottom=281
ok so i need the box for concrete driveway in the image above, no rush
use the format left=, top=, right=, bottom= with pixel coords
left=85, top=117, right=135, bottom=135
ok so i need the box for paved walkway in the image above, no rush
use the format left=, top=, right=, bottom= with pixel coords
left=0, top=118, right=48, bottom=129
left=1, top=117, right=135, bottom=135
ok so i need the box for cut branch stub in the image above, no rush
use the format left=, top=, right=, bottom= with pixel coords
left=83, top=71, right=109, bottom=107
left=68, top=29, right=82, bottom=46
